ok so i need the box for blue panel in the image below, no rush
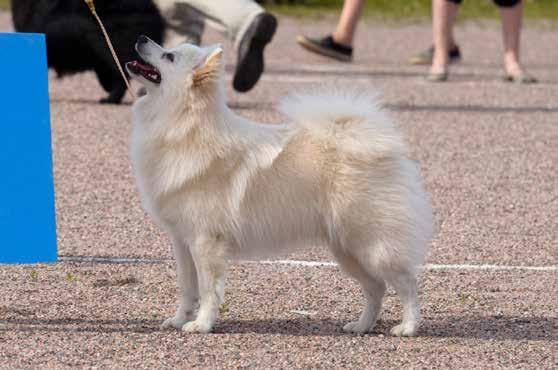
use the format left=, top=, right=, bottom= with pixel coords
left=0, top=33, right=57, bottom=263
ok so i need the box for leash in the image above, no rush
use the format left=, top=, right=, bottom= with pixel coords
left=84, top=0, right=135, bottom=99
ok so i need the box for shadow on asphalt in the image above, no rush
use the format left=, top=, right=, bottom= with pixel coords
left=49, top=98, right=133, bottom=106
left=2, top=316, right=555, bottom=340
left=0, top=318, right=161, bottom=334
left=386, top=104, right=558, bottom=114
left=47, top=98, right=558, bottom=114
left=219, top=316, right=557, bottom=340
left=264, top=67, right=429, bottom=79
left=229, top=101, right=558, bottom=114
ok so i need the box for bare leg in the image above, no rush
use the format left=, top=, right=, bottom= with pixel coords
left=182, top=234, right=229, bottom=333
left=332, top=0, right=365, bottom=46
left=387, top=271, right=421, bottom=337
left=500, top=1, right=526, bottom=76
left=161, top=234, right=199, bottom=329
left=430, top=0, right=459, bottom=75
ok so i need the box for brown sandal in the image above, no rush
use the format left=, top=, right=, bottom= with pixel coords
left=504, top=72, right=538, bottom=84
left=426, top=71, right=448, bottom=82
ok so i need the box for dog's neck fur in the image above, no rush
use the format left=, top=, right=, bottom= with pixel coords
left=132, top=83, right=288, bottom=199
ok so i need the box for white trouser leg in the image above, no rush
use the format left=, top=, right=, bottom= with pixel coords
left=155, top=0, right=264, bottom=47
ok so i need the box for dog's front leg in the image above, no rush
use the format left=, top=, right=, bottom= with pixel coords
left=161, top=234, right=199, bottom=330
left=182, top=234, right=229, bottom=334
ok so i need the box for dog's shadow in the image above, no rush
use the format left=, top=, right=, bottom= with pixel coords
left=49, top=97, right=133, bottom=106
left=1, top=315, right=555, bottom=340
left=217, top=316, right=556, bottom=340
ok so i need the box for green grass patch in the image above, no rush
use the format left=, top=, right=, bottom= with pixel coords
left=0, top=0, right=9, bottom=11
left=1, top=0, right=556, bottom=20
left=266, top=0, right=558, bottom=21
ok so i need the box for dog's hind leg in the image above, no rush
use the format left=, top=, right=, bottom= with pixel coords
left=182, top=234, right=230, bottom=334
left=161, top=234, right=199, bottom=330
left=330, top=247, right=386, bottom=334
left=385, top=270, right=420, bottom=337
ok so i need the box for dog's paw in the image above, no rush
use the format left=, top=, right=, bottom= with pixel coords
left=99, top=96, right=121, bottom=105
left=161, top=315, right=189, bottom=330
left=343, top=321, right=372, bottom=334
left=390, top=323, right=418, bottom=337
left=182, top=320, right=213, bottom=334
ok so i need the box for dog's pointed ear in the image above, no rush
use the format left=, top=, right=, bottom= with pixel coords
left=192, top=44, right=223, bottom=87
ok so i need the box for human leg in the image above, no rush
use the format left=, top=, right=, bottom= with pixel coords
left=181, top=0, right=265, bottom=46
left=332, top=0, right=365, bottom=46
left=296, top=0, right=363, bottom=62
left=188, top=0, right=277, bottom=92
left=498, top=0, right=536, bottom=82
left=428, top=0, right=460, bottom=79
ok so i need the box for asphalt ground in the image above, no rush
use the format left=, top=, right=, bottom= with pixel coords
left=1, top=12, right=557, bottom=369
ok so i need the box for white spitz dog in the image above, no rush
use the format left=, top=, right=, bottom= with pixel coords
left=126, top=36, right=433, bottom=336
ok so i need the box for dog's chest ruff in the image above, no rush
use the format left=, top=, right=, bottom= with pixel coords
left=131, top=113, right=290, bottom=233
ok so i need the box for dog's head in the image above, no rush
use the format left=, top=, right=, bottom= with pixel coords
left=126, top=35, right=223, bottom=98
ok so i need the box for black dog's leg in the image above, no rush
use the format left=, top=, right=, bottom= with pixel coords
left=88, top=36, right=128, bottom=104
left=95, top=65, right=113, bottom=92
left=100, top=81, right=127, bottom=104
left=95, top=64, right=127, bottom=104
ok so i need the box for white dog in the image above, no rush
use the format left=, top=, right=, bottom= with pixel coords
left=126, top=36, right=433, bottom=336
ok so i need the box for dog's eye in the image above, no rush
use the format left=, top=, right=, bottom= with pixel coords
left=163, top=53, right=175, bottom=63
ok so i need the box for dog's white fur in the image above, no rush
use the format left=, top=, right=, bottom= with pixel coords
left=128, top=38, right=433, bottom=336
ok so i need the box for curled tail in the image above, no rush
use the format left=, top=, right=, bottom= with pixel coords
left=279, top=88, right=405, bottom=158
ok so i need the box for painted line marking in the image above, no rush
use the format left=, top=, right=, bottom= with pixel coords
left=59, top=256, right=557, bottom=272
left=289, top=310, right=317, bottom=316
left=221, top=63, right=558, bottom=89
left=422, top=263, right=557, bottom=272
left=224, top=74, right=558, bottom=90
left=60, top=256, right=167, bottom=264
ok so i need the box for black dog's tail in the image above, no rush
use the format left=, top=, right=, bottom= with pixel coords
left=11, top=0, right=41, bottom=32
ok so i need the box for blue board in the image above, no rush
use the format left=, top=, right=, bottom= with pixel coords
left=0, top=33, right=57, bottom=263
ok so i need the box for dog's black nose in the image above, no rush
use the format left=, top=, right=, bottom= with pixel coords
left=138, top=35, right=149, bottom=44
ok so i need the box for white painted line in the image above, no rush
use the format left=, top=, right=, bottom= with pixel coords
left=229, top=74, right=558, bottom=89
left=222, top=63, right=558, bottom=89
left=422, top=263, right=558, bottom=272
left=259, top=260, right=557, bottom=272
left=257, top=260, right=337, bottom=267
left=60, top=256, right=169, bottom=264
left=59, top=256, right=557, bottom=272
left=289, top=310, right=317, bottom=316
left=259, top=75, right=376, bottom=84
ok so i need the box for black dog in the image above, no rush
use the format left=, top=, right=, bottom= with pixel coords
left=12, top=0, right=165, bottom=104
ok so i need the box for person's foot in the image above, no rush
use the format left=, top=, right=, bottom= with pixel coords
left=427, top=48, right=450, bottom=83
left=409, top=45, right=461, bottom=65
left=425, top=71, right=448, bottom=82
left=503, top=71, right=538, bottom=84
left=503, top=60, right=537, bottom=84
left=233, top=12, right=277, bottom=93
left=296, top=35, right=353, bottom=62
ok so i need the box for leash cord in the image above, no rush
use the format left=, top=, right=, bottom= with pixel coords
left=84, top=0, right=135, bottom=99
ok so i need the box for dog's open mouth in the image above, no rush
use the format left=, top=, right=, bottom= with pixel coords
left=127, top=58, right=161, bottom=84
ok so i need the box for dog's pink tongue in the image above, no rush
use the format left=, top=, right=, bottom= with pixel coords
left=132, top=60, right=155, bottom=72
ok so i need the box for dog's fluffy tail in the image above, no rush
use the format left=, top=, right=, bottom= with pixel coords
left=279, top=88, right=405, bottom=158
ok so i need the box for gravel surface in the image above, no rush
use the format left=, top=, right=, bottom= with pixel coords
left=1, top=263, right=556, bottom=368
left=1, top=11, right=557, bottom=369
